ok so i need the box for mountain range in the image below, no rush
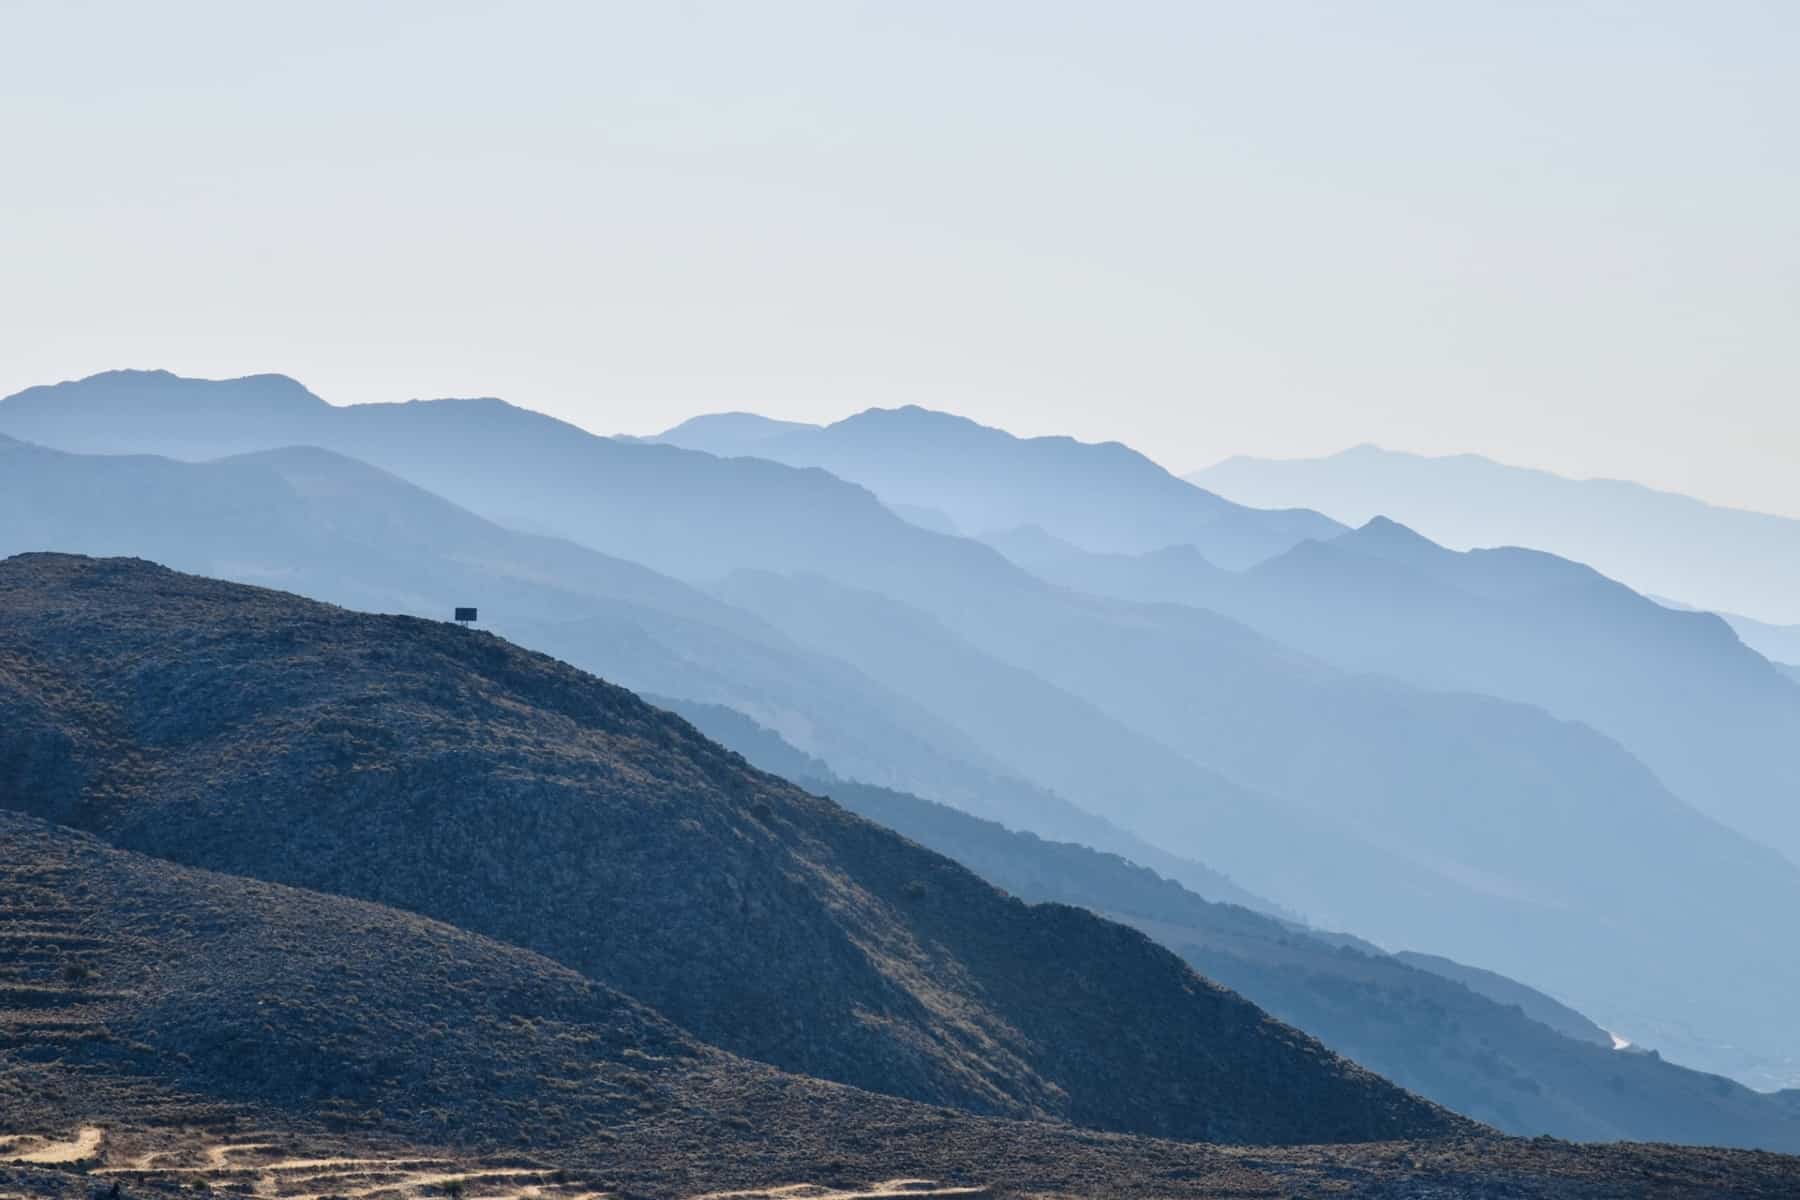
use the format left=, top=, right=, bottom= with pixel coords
left=1191, top=443, right=1800, bottom=626
left=656, top=406, right=1341, bottom=567
left=982, top=515, right=1800, bottom=868
left=0, top=432, right=1266, bottom=914
left=6, top=371, right=1800, bottom=1093
left=7, top=367, right=1800, bottom=1188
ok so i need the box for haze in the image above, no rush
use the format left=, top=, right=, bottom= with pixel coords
left=3, top=1, right=1796, bottom=515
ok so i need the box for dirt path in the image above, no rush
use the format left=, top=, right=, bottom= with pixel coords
left=3, top=1125, right=104, bottom=1163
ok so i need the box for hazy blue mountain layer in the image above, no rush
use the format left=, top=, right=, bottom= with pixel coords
left=0, top=434, right=1256, bottom=910
left=657, top=405, right=1341, bottom=567
left=987, top=516, right=1800, bottom=866
left=656, top=698, right=1800, bottom=1150
left=1191, top=443, right=1800, bottom=625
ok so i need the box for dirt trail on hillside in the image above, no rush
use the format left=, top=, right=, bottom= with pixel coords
left=1, top=1127, right=102, bottom=1163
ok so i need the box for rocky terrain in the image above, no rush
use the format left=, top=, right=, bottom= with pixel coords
left=0, top=553, right=1452, bottom=1147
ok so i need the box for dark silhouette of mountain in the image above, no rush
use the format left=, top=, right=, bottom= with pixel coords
left=990, top=513, right=1800, bottom=869
left=0, top=553, right=1457, bottom=1146
left=627, top=705, right=1800, bottom=1150
left=7, top=811, right=1800, bottom=1198
left=7, top=371, right=1798, bottom=1088
left=1191, top=443, right=1800, bottom=625
left=0, top=434, right=1253, bottom=910
left=657, top=406, right=1340, bottom=567
left=0, top=808, right=796, bottom=1149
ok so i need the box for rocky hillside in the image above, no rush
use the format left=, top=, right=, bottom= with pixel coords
left=0, top=552, right=1456, bottom=1146
left=4, top=816, right=1799, bottom=1200
left=0, top=809, right=789, bottom=1149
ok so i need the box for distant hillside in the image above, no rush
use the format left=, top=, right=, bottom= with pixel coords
left=658, top=405, right=1339, bottom=567
left=871, top=775, right=1800, bottom=1149
left=1654, top=597, right=1800, bottom=672
left=1390, top=952, right=1611, bottom=1048
left=1191, top=444, right=1800, bottom=625
left=663, top=696, right=1284, bottom=917
left=0, top=553, right=1455, bottom=1146
left=0, top=434, right=1254, bottom=909
left=651, top=705, right=1800, bottom=1149
left=1718, top=613, right=1800, bottom=668
left=989, top=514, right=1800, bottom=867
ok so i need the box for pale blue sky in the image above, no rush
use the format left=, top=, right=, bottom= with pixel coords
left=4, top=2, right=1796, bottom=514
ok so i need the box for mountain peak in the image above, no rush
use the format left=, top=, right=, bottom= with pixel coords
left=1339, top=515, right=1446, bottom=559
left=657, top=411, right=820, bottom=446
left=1, top=368, right=329, bottom=416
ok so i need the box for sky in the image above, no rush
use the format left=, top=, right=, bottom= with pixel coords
left=4, top=1, right=1797, bottom=516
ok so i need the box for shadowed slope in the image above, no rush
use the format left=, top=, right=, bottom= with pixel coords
left=0, top=809, right=773, bottom=1147
left=0, top=553, right=1455, bottom=1146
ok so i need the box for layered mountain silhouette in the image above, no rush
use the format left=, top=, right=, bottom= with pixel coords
left=666, top=700, right=1800, bottom=1150
left=0, top=433, right=1257, bottom=910
left=656, top=406, right=1341, bottom=567
left=6, top=371, right=1800, bottom=1090
left=1190, top=443, right=1800, bottom=625
left=987, top=516, right=1800, bottom=868
left=0, top=553, right=1453, bottom=1146
left=1652, top=596, right=1800, bottom=673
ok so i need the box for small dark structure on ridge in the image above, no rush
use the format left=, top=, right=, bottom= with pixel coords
left=454, top=606, right=478, bottom=627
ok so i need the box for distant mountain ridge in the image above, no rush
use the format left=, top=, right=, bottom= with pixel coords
left=1191, top=443, right=1800, bottom=625
left=986, top=515, right=1800, bottom=868
left=0, top=432, right=1263, bottom=910
left=657, top=405, right=1341, bottom=567
left=8, top=371, right=1800, bottom=1091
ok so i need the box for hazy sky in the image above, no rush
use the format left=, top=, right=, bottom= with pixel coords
left=5, top=2, right=1797, bottom=515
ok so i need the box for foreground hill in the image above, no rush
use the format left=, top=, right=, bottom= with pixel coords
left=5, top=759, right=1799, bottom=1198
left=0, top=553, right=1454, bottom=1146
left=0, top=809, right=792, bottom=1148
left=1191, top=443, right=1800, bottom=625
left=656, top=406, right=1339, bottom=567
